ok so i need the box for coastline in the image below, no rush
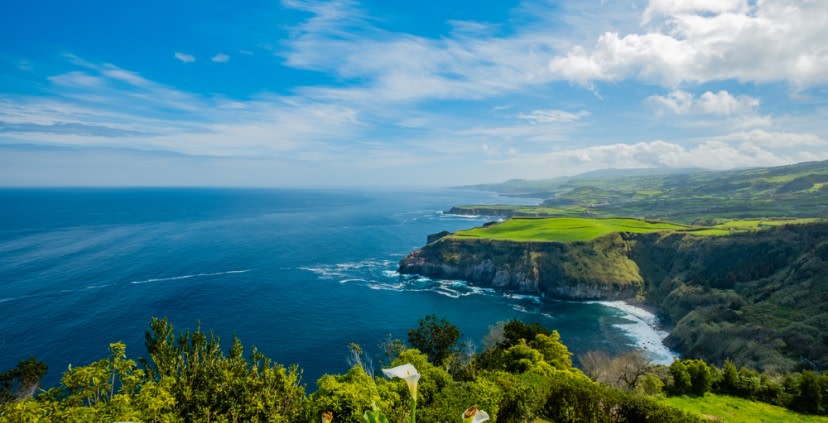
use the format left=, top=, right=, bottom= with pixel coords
left=589, top=299, right=678, bottom=365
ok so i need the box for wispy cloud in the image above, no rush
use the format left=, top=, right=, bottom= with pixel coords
left=518, top=109, right=589, bottom=124
left=174, top=52, right=196, bottom=63
left=211, top=53, right=230, bottom=63
left=280, top=0, right=561, bottom=103
left=0, top=56, right=363, bottom=158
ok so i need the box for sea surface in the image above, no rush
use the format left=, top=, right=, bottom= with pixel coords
left=0, top=188, right=675, bottom=389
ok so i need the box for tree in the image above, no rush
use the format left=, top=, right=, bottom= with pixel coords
left=791, top=370, right=822, bottom=414
left=579, top=350, right=650, bottom=392
left=720, top=359, right=739, bottom=394
left=408, top=315, right=461, bottom=365
left=0, top=357, right=48, bottom=403
left=669, top=360, right=692, bottom=395
left=502, top=320, right=550, bottom=347
left=528, top=331, right=572, bottom=370
left=684, top=359, right=713, bottom=396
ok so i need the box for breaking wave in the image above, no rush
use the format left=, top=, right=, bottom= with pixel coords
left=130, top=269, right=251, bottom=284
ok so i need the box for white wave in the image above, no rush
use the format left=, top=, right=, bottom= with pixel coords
left=339, top=278, right=368, bottom=284
left=299, top=266, right=345, bottom=279
left=86, top=284, right=113, bottom=289
left=503, top=293, right=542, bottom=304
left=469, top=286, right=496, bottom=295
left=512, top=305, right=528, bottom=313
left=130, top=269, right=250, bottom=285
left=382, top=270, right=400, bottom=278
left=590, top=300, right=678, bottom=365
left=302, top=259, right=395, bottom=280
left=432, top=289, right=461, bottom=299
left=541, top=313, right=555, bottom=320
left=0, top=297, right=17, bottom=303
left=438, top=213, right=488, bottom=220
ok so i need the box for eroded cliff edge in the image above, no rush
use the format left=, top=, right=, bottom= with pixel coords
left=399, top=231, right=643, bottom=300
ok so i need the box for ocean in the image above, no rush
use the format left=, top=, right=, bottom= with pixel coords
left=0, top=188, right=674, bottom=389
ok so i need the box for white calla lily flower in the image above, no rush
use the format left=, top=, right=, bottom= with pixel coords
left=382, top=363, right=420, bottom=401
left=462, top=405, right=490, bottom=423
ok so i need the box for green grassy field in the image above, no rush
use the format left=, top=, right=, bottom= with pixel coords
left=451, top=217, right=823, bottom=242
left=453, top=217, right=689, bottom=242
left=660, top=394, right=828, bottom=423
left=690, top=218, right=823, bottom=235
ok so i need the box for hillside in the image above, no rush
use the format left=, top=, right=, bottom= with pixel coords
left=399, top=221, right=828, bottom=372
left=450, top=160, right=828, bottom=223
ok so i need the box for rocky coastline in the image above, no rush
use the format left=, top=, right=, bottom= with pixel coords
left=398, top=231, right=643, bottom=301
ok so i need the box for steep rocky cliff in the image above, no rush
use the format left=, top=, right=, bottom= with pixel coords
left=399, top=232, right=643, bottom=300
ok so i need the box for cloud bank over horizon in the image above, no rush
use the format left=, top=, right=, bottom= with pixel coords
left=1, top=0, right=827, bottom=186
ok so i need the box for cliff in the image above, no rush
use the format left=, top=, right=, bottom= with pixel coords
left=399, top=232, right=643, bottom=300
left=399, top=222, right=828, bottom=371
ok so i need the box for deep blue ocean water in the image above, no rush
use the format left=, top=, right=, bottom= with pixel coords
left=0, top=188, right=673, bottom=390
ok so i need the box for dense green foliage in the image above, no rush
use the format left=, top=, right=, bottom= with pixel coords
left=578, top=350, right=828, bottom=417
left=631, top=223, right=828, bottom=372
left=0, top=318, right=305, bottom=422
left=0, top=357, right=48, bottom=404
left=408, top=314, right=462, bottom=365
left=0, top=318, right=710, bottom=423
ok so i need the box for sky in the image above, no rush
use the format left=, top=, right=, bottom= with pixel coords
left=1, top=0, right=828, bottom=187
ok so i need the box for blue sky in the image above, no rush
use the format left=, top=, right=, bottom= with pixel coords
left=1, top=0, right=828, bottom=187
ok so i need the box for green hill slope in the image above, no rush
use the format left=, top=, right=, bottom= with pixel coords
left=450, top=160, right=828, bottom=223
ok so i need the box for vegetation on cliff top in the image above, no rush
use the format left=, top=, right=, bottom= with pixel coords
left=453, top=217, right=689, bottom=242
left=449, top=216, right=822, bottom=242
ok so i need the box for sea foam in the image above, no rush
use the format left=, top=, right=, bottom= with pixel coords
left=130, top=269, right=251, bottom=285
left=591, top=300, right=678, bottom=365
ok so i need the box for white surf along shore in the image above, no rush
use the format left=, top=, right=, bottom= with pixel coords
left=589, top=300, right=678, bottom=365
left=302, top=257, right=678, bottom=365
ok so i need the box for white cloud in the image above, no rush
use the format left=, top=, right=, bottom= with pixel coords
left=550, top=0, right=828, bottom=87
left=696, top=91, right=759, bottom=115
left=518, top=109, right=589, bottom=124
left=174, top=52, right=196, bottom=63
left=495, top=136, right=828, bottom=175
left=648, top=90, right=759, bottom=116
left=211, top=53, right=230, bottom=63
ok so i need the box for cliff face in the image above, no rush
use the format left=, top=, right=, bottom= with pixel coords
left=399, top=232, right=643, bottom=300
left=445, top=207, right=518, bottom=217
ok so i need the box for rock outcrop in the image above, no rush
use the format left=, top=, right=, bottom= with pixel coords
left=399, top=232, right=643, bottom=300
